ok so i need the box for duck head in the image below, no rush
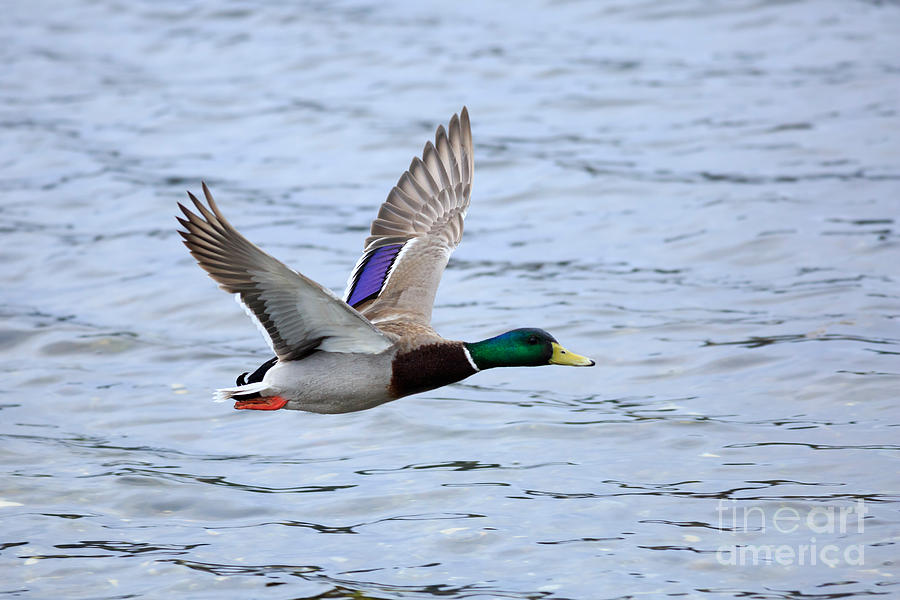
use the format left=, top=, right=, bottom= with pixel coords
left=464, top=328, right=594, bottom=370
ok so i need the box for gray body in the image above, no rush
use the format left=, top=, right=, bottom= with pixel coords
left=262, top=351, right=396, bottom=413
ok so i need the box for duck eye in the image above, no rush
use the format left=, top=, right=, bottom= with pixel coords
left=527, top=335, right=539, bottom=345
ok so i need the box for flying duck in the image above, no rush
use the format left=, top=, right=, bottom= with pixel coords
left=177, top=107, right=593, bottom=413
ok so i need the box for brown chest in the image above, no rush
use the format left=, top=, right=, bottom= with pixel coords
left=389, top=342, right=478, bottom=398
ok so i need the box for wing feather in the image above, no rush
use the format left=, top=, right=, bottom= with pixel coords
left=342, top=107, right=474, bottom=325
left=179, top=183, right=392, bottom=360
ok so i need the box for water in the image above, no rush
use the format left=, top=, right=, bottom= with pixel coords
left=2, top=1, right=899, bottom=598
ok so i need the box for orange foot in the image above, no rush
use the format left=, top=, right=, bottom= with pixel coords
left=234, top=396, right=288, bottom=411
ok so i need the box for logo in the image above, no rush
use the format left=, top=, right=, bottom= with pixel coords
left=715, top=499, right=866, bottom=567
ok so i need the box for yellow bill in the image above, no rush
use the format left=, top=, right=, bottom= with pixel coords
left=550, top=342, right=595, bottom=367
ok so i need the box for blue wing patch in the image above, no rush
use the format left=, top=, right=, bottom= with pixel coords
left=346, top=243, right=404, bottom=307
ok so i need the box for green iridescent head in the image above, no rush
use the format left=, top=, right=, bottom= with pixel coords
left=464, top=328, right=595, bottom=370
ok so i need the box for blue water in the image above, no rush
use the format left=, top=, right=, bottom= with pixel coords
left=2, top=1, right=899, bottom=598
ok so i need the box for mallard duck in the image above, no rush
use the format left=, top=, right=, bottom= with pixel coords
left=177, top=107, right=594, bottom=413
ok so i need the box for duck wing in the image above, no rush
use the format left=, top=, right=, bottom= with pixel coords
left=178, top=183, right=393, bottom=361
left=343, top=107, right=474, bottom=325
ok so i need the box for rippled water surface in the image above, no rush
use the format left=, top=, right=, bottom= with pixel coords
left=2, top=1, right=899, bottom=598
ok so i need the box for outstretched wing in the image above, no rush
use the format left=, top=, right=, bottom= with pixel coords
left=343, top=107, right=474, bottom=325
left=178, top=183, right=393, bottom=360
